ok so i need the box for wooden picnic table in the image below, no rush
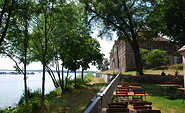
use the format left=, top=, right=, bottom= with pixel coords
left=157, top=84, right=181, bottom=87
left=157, top=84, right=182, bottom=93
left=129, top=86, right=143, bottom=89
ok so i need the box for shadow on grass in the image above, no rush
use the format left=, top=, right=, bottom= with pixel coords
left=140, top=84, right=184, bottom=100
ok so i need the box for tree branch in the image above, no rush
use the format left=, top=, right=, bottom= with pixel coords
left=2, top=49, right=24, bottom=74
left=0, top=0, right=15, bottom=46
left=0, top=0, right=8, bottom=27
left=88, top=7, right=134, bottom=46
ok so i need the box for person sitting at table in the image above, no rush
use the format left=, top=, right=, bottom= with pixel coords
left=161, top=71, right=166, bottom=76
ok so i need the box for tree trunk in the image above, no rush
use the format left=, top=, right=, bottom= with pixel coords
left=61, top=65, right=64, bottom=91
left=81, top=68, right=84, bottom=84
left=74, top=70, right=77, bottom=88
left=131, top=37, right=144, bottom=75
left=23, top=62, right=28, bottom=104
left=41, top=64, right=46, bottom=101
left=42, top=1, right=48, bottom=102
left=65, top=69, right=69, bottom=90
left=56, top=63, right=62, bottom=90
left=46, top=67, right=58, bottom=88
left=132, top=46, right=143, bottom=75
left=23, top=20, right=29, bottom=104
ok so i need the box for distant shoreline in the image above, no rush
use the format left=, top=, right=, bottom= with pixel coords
left=0, top=69, right=97, bottom=74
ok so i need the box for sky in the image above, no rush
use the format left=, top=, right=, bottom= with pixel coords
left=0, top=37, right=115, bottom=71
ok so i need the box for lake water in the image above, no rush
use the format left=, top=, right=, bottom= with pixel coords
left=0, top=71, right=84, bottom=108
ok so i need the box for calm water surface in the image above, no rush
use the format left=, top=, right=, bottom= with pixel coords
left=0, top=72, right=55, bottom=108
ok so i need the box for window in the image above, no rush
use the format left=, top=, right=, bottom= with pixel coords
left=148, top=44, right=152, bottom=50
left=158, top=44, right=163, bottom=50
left=164, top=44, right=169, bottom=51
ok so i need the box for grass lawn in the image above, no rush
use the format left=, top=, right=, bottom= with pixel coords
left=123, top=69, right=183, bottom=76
left=141, top=84, right=185, bottom=113
left=47, top=77, right=105, bottom=113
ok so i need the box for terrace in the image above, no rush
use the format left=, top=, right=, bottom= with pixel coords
left=83, top=72, right=185, bottom=113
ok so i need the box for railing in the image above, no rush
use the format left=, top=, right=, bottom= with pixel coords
left=83, top=72, right=121, bottom=113
left=84, top=97, right=101, bottom=113
left=101, top=72, right=121, bottom=108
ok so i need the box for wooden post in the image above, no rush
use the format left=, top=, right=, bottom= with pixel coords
left=178, top=46, right=185, bottom=88
left=182, top=54, right=185, bottom=88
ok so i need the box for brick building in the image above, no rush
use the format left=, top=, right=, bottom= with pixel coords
left=110, top=37, right=181, bottom=72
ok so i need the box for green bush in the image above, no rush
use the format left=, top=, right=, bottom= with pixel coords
left=46, top=87, right=62, bottom=99
left=83, top=73, right=94, bottom=83
left=65, top=73, right=94, bottom=90
left=168, top=64, right=183, bottom=70
left=140, top=49, right=168, bottom=69
left=18, top=88, right=41, bottom=105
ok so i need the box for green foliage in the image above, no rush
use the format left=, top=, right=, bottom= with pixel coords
left=0, top=0, right=104, bottom=112
left=80, top=0, right=160, bottom=75
left=168, top=64, right=183, bottom=70
left=147, top=0, right=185, bottom=45
left=97, top=58, right=110, bottom=71
left=18, top=88, right=41, bottom=105
left=0, top=89, right=50, bottom=113
left=65, top=73, right=94, bottom=90
left=78, top=72, right=94, bottom=83
left=140, top=49, right=167, bottom=69
left=46, top=87, right=62, bottom=100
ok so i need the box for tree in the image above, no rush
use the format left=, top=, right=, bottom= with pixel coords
left=1, top=0, right=35, bottom=104
left=97, top=58, right=110, bottom=71
left=80, top=0, right=159, bottom=75
left=80, top=37, right=104, bottom=83
left=140, top=49, right=167, bottom=69
left=30, top=0, right=60, bottom=101
left=0, top=0, right=15, bottom=46
left=147, top=0, right=185, bottom=45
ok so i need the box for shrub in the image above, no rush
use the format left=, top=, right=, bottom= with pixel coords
left=65, top=73, right=95, bottom=90
left=168, top=64, right=183, bottom=70
left=18, top=88, right=41, bottom=105
left=140, top=49, right=167, bottom=69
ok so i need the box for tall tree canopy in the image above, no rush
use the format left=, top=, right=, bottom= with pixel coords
left=2, top=0, right=36, bottom=104
left=80, top=0, right=159, bottom=75
left=147, top=0, right=185, bottom=45
left=0, top=0, right=104, bottom=103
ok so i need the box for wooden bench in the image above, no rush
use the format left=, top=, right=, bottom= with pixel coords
left=133, top=88, right=147, bottom=100
left=120, top=82, right=130, bottom=87
left=130, top=83, right=139, bottom=86
left=107, top=102, right=129, bottom=113
left=132, top=97, right=143, bottom=102
left=137, top=110, right=161, bottom=113
left=133, top=102, right=152, bottom=111
left=116, top=89, right=128, bottom=96
left=118, top=86, right=130, bottom=91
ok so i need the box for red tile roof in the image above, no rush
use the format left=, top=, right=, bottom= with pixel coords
left=153, top=37, right=169, bottom=41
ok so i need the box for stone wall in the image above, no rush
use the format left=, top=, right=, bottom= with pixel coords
left=123, top=75, right=183, bottom=85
